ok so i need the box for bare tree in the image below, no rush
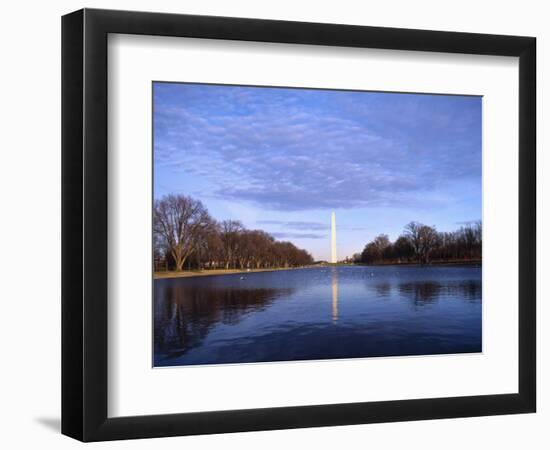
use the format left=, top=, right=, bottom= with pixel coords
left=404, top=221, right=438, bottom=264
left=194, top=219, right=221, bottom=270
left=373, top=234, right=391, bottom=254
left=356, top=221, right=481, bottom=266
left=236, top=230, right=255, bottom=269
left=203, top=222, right=223, bottom=269
left=393, top=235, right=414, bottom=262
left=153, top=193, right=315, bottom=272
left=220, top=220, right=244, bottom=269
left=153, top=194, right=212, bottom=271
left=248, top=230, right=272, bottom=269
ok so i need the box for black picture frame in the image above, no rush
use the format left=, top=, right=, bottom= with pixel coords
left=62, top=8, right=536, bottom=442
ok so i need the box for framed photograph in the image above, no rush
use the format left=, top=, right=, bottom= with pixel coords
left=62, top=8, right=536, bottom=441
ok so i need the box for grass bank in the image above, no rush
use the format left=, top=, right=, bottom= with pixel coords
left=154, top=266, right=311, bottom=279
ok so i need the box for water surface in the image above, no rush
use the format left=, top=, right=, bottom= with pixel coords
left=154, top=265, right=481, bottom=366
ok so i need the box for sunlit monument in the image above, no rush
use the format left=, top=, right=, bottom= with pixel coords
left=331, top=212, right=337, bottom=264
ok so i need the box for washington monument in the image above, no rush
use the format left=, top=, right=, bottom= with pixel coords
left=331, top=212, right=337, bottom=263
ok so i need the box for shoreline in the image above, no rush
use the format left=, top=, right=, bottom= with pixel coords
left=352, top=259, right=482, bottom=268
left=154, top=266, right=310, bottom=279
left=154, top=260, right=481, bottom=279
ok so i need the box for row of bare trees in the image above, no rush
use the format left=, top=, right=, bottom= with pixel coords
left=353, top=221, right=482, bottom=265
left=153, top=194, right=314, bottom=271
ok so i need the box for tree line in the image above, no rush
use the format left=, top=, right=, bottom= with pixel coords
left=154, top=194, right=314, bottom=271
left=352, top=221, right=482, bottom=265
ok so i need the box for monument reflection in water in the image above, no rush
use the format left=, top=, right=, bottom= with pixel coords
left=153, top=265, right=481, bottom=367
left=332, top=268, right=339, bottom=323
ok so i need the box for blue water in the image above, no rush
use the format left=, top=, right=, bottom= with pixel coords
left=153, top=265, right=481, bottom=367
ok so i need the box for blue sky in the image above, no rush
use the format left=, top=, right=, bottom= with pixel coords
left=154, top=82, right=481, bottom=261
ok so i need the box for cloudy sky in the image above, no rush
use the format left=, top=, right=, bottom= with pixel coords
left=153, top=82, right=481, bottom=261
